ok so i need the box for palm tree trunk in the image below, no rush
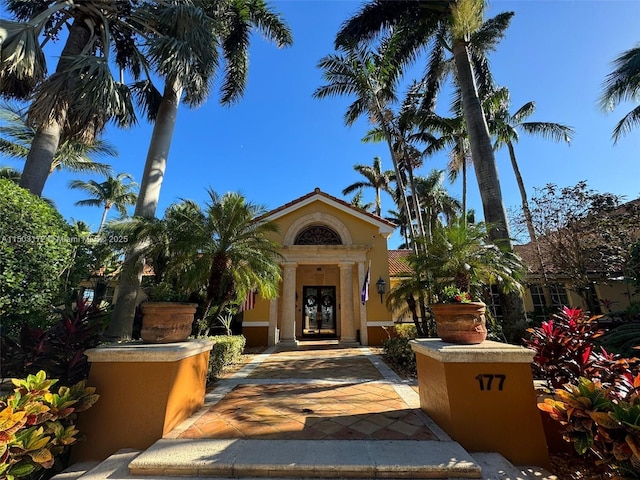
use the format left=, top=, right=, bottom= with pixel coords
left=375, top=187, right=381, bottom=217
left=380, top=123, right=418, bottom=251
left=19, top=17, right=94, bottom=196
left=97, top=206, right=110, bottom=234
left=404, top=158, right=427, bottom=241
left=462, top=155, right=467, bottom=226
left=453, top=40, right=510, bottom=244
left=452, top=39, right=525, bottom=342
left=136, top=83, right=183, bottom=218
left=108, top=82, right=183, bottom=340
left=19, top=122, right=62, bottom=195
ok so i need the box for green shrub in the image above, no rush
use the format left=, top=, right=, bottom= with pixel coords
left=0, top=179, right=76, bottom=334
left=382, top=336, right=416, bottom=376
left=394, top=323, right=417, bottom=339
left=207, top=335, right=246, bottom=382
left=0, top=370, right=99, bottom=480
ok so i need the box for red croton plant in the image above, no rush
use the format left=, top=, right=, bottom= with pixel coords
left=525, top=307, right=640, bottom=478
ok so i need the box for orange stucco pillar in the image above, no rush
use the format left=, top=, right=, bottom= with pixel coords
left=72, top=339, right=213, bottom=462
left=411, top=339, right=550, bottom=469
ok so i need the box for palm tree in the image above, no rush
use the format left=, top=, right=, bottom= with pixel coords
left=0, top=103, right=116, bottom=177
left=69, top=173, right=138, bottom=233
left=1, top=1, right=142, bottom=196
left=109, top=0, right=293, bottom=340
left=414, top=170, right=461, bottom=240
left=488, top=88, right=574, bottom=244
left=342, top=156, right=394, bottom=216
left=336, top=0, right=528, bottom=340
left=0, top=166, right=21, bottom=183
left=386, top=220, right=523, bottom=337
left=314, top=41, right=419, bottom=247
left=600, top=45, right=640, bottom=142
left=348, top=188, right=375, bottom=212
left=166, top=191, right=282, bottom=336
left=336, top=0, right=513, bottom=244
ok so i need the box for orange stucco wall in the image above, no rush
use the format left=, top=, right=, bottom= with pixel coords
left=367, top=325, right=396, bottom=346
left=243, top=326, right=268, bottom=347
left=72, top=350, right=210, bottom=462
left=415, top=353, right=550, bottom=468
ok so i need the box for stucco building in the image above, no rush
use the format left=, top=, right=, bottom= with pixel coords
left=241, top=188, right=396, bottom=347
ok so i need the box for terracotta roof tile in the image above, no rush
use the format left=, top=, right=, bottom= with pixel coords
left=388, top=249, right=412, bottom=277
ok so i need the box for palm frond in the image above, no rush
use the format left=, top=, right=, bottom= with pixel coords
left=520, top=122, right=574, bottom=144
left=599, top=45, right=640, bottom=111
left=611, top=104, right=640, bottom=144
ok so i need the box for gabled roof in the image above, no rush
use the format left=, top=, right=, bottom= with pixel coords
left=260, top=187, right=396, bottom=237
left=388, top=249, right=412, bottom=277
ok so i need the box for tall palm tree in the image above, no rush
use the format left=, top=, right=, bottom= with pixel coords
left=69, top=173, right=138, bottom=233
left=314, top=41, right=419, bottom=247
left=109, top=0, right=293, bottom=340
left=342, top=156, right=394, bottom=216
left=488, top=88, right=574, bottom=244
left=0, top=103, right=116, bottom=177
left=336, top=0, right=513, bottom=244
left=336, top=0, right=527, bottom=340
left=600, top=45, right=640, bottom=143
left=1, top=1, right=142, bottom=195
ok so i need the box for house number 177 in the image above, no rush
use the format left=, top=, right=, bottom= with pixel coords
left=475, top=374, right=506, bottom=391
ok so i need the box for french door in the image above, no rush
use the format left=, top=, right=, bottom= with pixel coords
left=302, top=286, right=337, bottom=337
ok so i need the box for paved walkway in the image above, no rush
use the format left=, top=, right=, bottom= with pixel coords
left=167, top=342, right=449, bottom=442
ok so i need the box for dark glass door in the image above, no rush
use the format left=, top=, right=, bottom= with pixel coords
left=302, top=286, right=337, bottom=337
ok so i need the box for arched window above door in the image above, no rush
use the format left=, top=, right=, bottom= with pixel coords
left=294, top=225, right=342, bottom=245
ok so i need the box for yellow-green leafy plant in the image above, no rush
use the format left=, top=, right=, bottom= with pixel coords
left=0, top=370, right=99, bottom=480
left=539, top=375, right=640, bottom=478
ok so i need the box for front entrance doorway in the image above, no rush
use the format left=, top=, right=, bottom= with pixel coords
left=302, top=286, right=337, bottom=338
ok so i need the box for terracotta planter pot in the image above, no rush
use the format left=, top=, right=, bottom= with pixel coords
left=430, top=301, right=487, bottom=344
left=141, top=302, right=198, bottom=343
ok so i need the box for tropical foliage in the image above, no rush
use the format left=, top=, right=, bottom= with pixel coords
left=0, top=370, right=99, bottom=480
left=110, top=0, right=293, bottom=340
left=112, top=190, right=282, bottom=337
left=0, top=103, right=116, bottom=178
left=387, top=220, right=524, bottom=337
left=1, top=297, right=107, bottom=386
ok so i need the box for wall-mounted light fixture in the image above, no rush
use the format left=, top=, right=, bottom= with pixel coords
left=376, top=277, right=386, bottom=304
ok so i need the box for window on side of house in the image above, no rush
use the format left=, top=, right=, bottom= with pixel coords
left=549, top=283, right=569, bottom=309
left=528, top=284, right=547, bottom=321
left=485, top=285, right=503, bottom=322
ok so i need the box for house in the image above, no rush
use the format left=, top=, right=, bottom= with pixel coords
left=241, top=188, right=396, bottom=347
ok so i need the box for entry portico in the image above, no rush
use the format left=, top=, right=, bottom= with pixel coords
left=242, top=188, right=395, bottom=347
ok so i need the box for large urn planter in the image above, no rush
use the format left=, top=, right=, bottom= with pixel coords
left=141, top=302, right=198, bottom=343
left=430, top=301, right=487, bottom=344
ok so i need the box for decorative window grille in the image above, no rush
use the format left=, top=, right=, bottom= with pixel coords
left=294, top=225, right=342, bottom=245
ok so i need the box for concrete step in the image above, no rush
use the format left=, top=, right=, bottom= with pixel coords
left=127, top=439, right=481, bottom=479
left=469, top=453, right=557, bottom=480
left=54, top=446, right=558, bottom=480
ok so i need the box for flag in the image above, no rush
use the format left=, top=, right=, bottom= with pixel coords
left=240, top=290, right=256, bottom=312
left=361, top=264, right=370, bottom=305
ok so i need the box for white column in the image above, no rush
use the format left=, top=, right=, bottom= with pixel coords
left=358, top=261, right=369, bottom=346
left=339, top=262, right=357, bottom=344
left=280, top=262, right=298, bottom=345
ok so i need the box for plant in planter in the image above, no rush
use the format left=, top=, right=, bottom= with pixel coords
left=387, top=221, right=524, bottom=343
left=111, top=190, right=282, bottom=340
left=139, top=281, right=198, bottom=344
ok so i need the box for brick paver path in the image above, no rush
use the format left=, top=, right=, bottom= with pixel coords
left=170, top=343, right=440, bottom=442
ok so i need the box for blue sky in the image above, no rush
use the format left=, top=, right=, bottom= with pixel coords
left=3, top=1, right=640, bottom=249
